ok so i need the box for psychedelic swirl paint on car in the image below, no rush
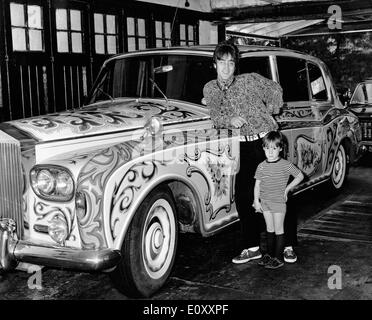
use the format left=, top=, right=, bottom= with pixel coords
left=0, top=45, right=362, bottom=297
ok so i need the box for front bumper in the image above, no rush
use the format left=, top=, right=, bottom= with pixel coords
left=0, top=218, right=121, bottom=272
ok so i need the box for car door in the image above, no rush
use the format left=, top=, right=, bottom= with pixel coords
left=275, top=55, right=332, bottom=187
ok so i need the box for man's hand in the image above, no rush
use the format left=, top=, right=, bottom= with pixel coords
left=230, top=116, right=247, bottom=128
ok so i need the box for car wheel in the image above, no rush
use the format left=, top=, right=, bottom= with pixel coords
left=330, top=144, right=347, bottom=191
left=110, top=186, right=178, bottom=298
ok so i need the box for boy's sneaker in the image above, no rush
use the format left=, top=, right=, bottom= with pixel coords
left=264, top=257, right=284, bottom=269
left=283, top=247, right=297, bottom=263
left=232, top=249, right=262, bottom=264
left=258, top=253, right=272, bottom=267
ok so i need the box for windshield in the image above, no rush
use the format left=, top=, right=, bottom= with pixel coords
left=350, top=83, right=372, bottom=105
left=87, top=54, right=215, bottom=105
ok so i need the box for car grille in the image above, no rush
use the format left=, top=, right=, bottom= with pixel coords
left=360, top=120, right=372, bottom=141
left=0, top=140, right=24, bottom=238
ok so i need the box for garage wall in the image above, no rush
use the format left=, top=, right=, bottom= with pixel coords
left=0, top=0, right=215, bottom=122
left=0, top=0, right=4, bottom=113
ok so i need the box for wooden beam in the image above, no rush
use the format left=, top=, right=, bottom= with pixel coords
left=228, top=19, right=324, bottom=37
left=212, top=0, right=372, bottom=24
left=260, top=0, right=284, bottom=4
left=227, top=30, right=279, bottom=40
left=266, top=19, right=324, bottom=36
left=218, top=24, right=226, bottom=42
left=283, top=19, right=372, bottom=36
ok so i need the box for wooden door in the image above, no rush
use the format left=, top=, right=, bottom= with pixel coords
left=51, top=0, right=91, bottom=112
left=4, top=0, right=52, bottom=120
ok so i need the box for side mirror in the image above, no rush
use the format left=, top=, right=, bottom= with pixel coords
left=336, top=87, right=351, bottom=107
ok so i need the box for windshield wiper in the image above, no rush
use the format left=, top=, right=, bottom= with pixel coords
left=149, top=77, right=169, bottom=106
left=97, top=87, right=114, bottom=103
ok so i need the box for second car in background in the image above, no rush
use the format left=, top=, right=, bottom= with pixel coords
left=348, top=79, right=372, bottom=151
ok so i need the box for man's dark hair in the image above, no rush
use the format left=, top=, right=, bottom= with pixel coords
left=213, top=41, right=240, bottom=72
left=262, top=131, right=284, bottom=149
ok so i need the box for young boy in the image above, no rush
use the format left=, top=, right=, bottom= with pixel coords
left=253, top=131, right=304, bottom=269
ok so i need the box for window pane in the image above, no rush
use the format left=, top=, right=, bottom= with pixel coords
left=71, top=32, right=82, bottom=53
left=138, top=38, right=146, bottom=50
left=138, top=18, right=145, bottom=36
left=107, top=35, right=117, bottom=54
left=12, top=28, right=26, bottom=51
left=56, top=9, right=67, bottom=30
left=363, top=84, right=372, bottom=102
left=95, top=35, right=104, bottom=54
left=277, top=56, right=309, bottom=102
left=29, top=29, right=43, bottom=51
left=188, top=25, right=194, bottom=41
left=165, top=22, right=171, bottom=38
left=28, top=5, right=42, bottom=29
left=308, top=63, right=327, bottom=100
left=156, top=39, right=163, bottom=48
left=239, top=56, right=272, bottom=79
left=351, top=85, right=365, bottom=103
left=94, top=13, right=104, bottom=33
left=57, top=31, right=68, bottom=52
left=352, top=83, right=372, bottom=103
left=127, top=17, right=135, bottom=35
left=127, top=37, right=135, bottom=52
left=10, top=3, right=25, bottom=27
left=70, top=10, right=81, bottom=31
left=155, top=21, right=162, bottom=38
left=106, top=15, right=116, bottom=34
left=90, top=55, right=216, bottom=105
left=180, top=24, right=186, bottom=40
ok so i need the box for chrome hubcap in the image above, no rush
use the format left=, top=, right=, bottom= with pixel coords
left=332, top=148, right=345, bottom=187
left=142, top=199, right=176, bottom=279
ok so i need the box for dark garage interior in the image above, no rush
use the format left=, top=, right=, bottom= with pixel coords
left=0, top=0, right=371, bottom=122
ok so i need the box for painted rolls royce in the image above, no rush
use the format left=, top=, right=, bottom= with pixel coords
left=0, top=45, right=362, bottom=298
left=348, top=79, right=372, bottom=151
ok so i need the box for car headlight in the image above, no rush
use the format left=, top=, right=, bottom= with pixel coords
left=48, top=215, right=68, bottom=245
left=75, top=191, right=87, bottom=220
left=30, top=166, right=75, bottom=202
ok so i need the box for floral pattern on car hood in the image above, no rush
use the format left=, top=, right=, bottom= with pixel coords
left=6, top=99, right=209, bottom=142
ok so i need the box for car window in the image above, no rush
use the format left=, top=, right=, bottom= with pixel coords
left=308, top=62, right=327, bottom=101
left=89, top=54, right=215, bottom=105
left=351, top=83, right=372, bottom=104
left=276, top=56, right=309, bottom=102
left=239, top=56, right=272, bottom=79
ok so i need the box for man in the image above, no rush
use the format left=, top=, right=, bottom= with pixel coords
left=203, top=41, right=297, bottom=264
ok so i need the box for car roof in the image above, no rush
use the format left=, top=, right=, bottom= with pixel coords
left=147, top=44, right=290, bottom=53
left=108, top=44, right=307, bottom=60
